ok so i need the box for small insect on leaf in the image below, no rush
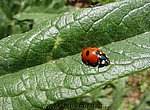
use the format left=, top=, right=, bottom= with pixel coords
left=81, top=47, right=110, bottom=68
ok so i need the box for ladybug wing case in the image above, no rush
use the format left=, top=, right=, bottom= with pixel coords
left=81, top=48, right=99, bottom=67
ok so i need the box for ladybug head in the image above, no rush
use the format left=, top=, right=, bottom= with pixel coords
left=98, top=53, right=110, bottom=67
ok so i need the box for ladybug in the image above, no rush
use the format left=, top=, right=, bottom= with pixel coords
left=81, top=47, right=110, bottom=68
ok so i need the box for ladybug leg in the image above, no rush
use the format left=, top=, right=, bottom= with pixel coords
left=98, top=64, right=104, bottom=68
left=97, top=65, right=104, bottom=72
left=97, top=67, right=99, bottom=72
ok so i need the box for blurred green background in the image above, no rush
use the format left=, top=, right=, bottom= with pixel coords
left=0, top=0, right=120, bottom=39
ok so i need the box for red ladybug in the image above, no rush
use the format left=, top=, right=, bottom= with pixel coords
left=81, top=47, right=110, bottom=68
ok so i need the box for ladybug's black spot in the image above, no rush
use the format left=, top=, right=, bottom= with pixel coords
left=86, top=50, right=90, bottom=56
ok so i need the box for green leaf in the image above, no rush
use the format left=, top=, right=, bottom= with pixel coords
left=0, top=8, right=11, bottom=39
left=14, top=13, right=59, bottom=26
left=13, top=0, right=75, bottom=28
left=23, top=0, right=69, bottom=14
left=0, top=0, right=150, bottom=74
left=0, top=32, right=150, bottom=109
left=0, top=0, right=72, bottom=38
left=44, top=0, right=73, bottom=14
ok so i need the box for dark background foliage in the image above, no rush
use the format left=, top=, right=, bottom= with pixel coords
left=0, top=0, right=119, bottom=39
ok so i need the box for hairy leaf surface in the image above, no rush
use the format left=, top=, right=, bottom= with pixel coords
left=0, top=32, right=150, bottom=109
left=0, top=0, right=149, bottom=74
